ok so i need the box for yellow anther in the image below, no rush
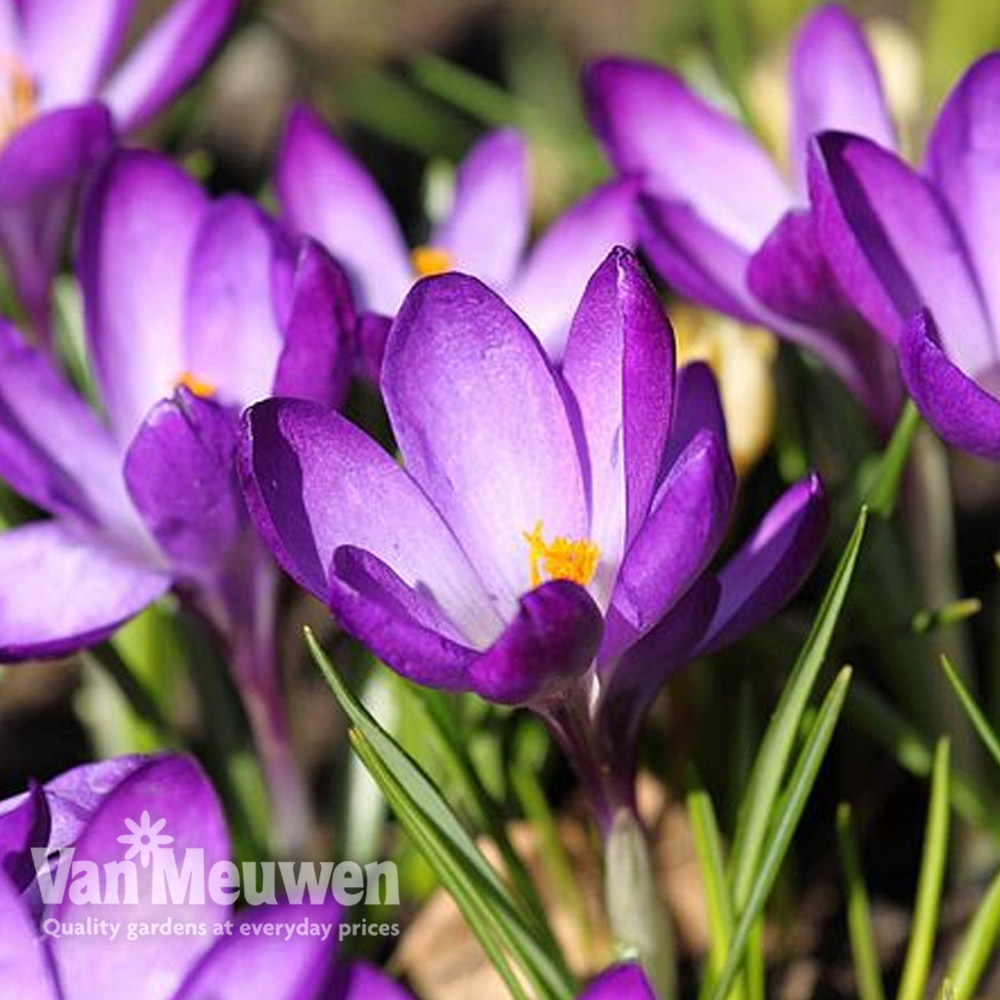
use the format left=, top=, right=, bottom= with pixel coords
left=174, top=372, right=217, bottom=398
left=411, top=245, right=454, bottom=278
left=523, top=521, right=601, bottom=589
left=0, top=54, right=36, bottom=144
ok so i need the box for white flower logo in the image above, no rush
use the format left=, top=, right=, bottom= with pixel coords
left=117, top=811, right=174, bottom=868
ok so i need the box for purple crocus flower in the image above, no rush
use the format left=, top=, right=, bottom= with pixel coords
left=240, top=247, right=827, bottom=825
left=0, top=753, right=363, bottom=1000
left=584, top=3, right=903, bottom=430
left=0, top=147, right=354, bottom=848
left=275, top=105, right=638, bottom=373
left=0, top=0, right=239, bottom=336
left=808, top=53, right=1000, bottom=461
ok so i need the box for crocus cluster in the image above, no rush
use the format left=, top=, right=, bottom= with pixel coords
left=241, top=246, right=827, bottom=825
left=0, top=0, right=238, bottom=334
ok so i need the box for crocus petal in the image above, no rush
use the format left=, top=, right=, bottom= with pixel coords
left=580, top=965, right=658, bottom=1000
left=432, top=128, right=529, bottom=287
left=703, top=473, right=828, bottom=653
left=900, top=308, right=1000, bottom=461
left=638, top=197, right=762, bottom=324
left=20, top=0, right=134, bottom=109
left=662, top=361, right=728, bottom=471
left=273, top=240, right=357, bottom=408
left=79, top=149, right=208, bottom=441
left=925, top=52, right=1000, bottom=335
left=561, top=248, right=674, bottom=605
left=509, top=179, right=639, bottom=358
left=239, top=399, right=502, bottom=645
left=788, top=4, right=894, bottom=192
left=0, top=320, right=130, bottom=525
left=383, top=274, right=589, bottom=616
left=355, top=311, right=392, bottom=384
left=123, top=389, right=242, bottom=577
left=173, top=902, right=337, bottom=1000
left=0, top=782, right=49, bottom=892
left=51, top=755, right=229, bottom=1000
left=0, top=521, right=170, bottom=662
left=585, top=58, right=790, bottom=246
left=101, top=0, right=239, bottom=132
left=0, top=103, right=114, bottom=334
left=276, top=105, right=413, bottom=315
left=747, top=208, right=902, bottom=426
left=811, top=132, right=995, bottom=372
left=333, top=963, right=415, bottom=1000
left=606, top=430, right=734, bottom=657
left=329, top=547, right=602, bottom=705
left=183, top=196, right=292, bottom=407
left=0, top=871, right=60, bottom=1000
left=600, top=575, right=719, bottom=750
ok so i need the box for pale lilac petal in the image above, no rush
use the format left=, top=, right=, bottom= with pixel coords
left=0, top=521, right=170, bottom=662
left=329, top=546, right=601, bottom=704
left=273, top=240, right=357, bottom=408
left=580, top=965, right=657, bottom=1000
left=123, top=389, right=242, bottom=578
left=383, top=274, right=588, bottom=616
left=52, top=755, right=229, bottom=1000
left=925, top=52, right=1000, bottom=337
left=239, top=399, right=502, bottom=646
left=811, top=132, right=995, bottom=372
left=102, top=0, right=239, bottom=132
left=561, top=248, right=674, bottom=604
left=585, top=57, right=790, bottom=246
left=432, top=128, right=528, bottom=287
left=0, top=103, right=113, bottom=335
left=79, top=149, right=208, bottom=441
left=789, top=4, right=894, bottom=192
left=183, top=196, right=291, bottom=407
left=0, top=871, right=59, bottom=1000
left=703, top=473, right=828, bottom=652
left=173, top=901, right=337, bottom=1000
left=509, top=178, right=638, bottom=358
left=20, top=0, right=134, bottom=109
left=900, top=308, right=1000, bottom=461
left=0, top=321, right=130, bottom=525
left=276, top=105, right=412, bottom=315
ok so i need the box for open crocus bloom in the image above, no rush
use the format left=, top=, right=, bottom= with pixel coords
left=275, top=105, right=638, bottom=370
left=584, top=3, right=903, bottom=430
left=0, top=146, right=353, bottom=662
left=241, top=247, right=826, bottom=824
left=0, top=753, right=360, bottom=1000
left=809, top=54, right=1000, bottom=461
left=0, top=0, right=238, bottom=335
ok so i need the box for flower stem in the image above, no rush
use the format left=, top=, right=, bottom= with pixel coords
left=605, top=808, right=678, bottom=1000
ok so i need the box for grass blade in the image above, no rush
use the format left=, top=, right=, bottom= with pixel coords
left=729, top=509, right=868, bottom=905
left=939, top=655, right=1000, bottom=771
left=896, top=738, right=951, bottom=1000
left=946, top=866, right=1000, bottom=1000
left=836, top=803, right=887, bottom=1000
left=709, top=666, right=854, bottom=1000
